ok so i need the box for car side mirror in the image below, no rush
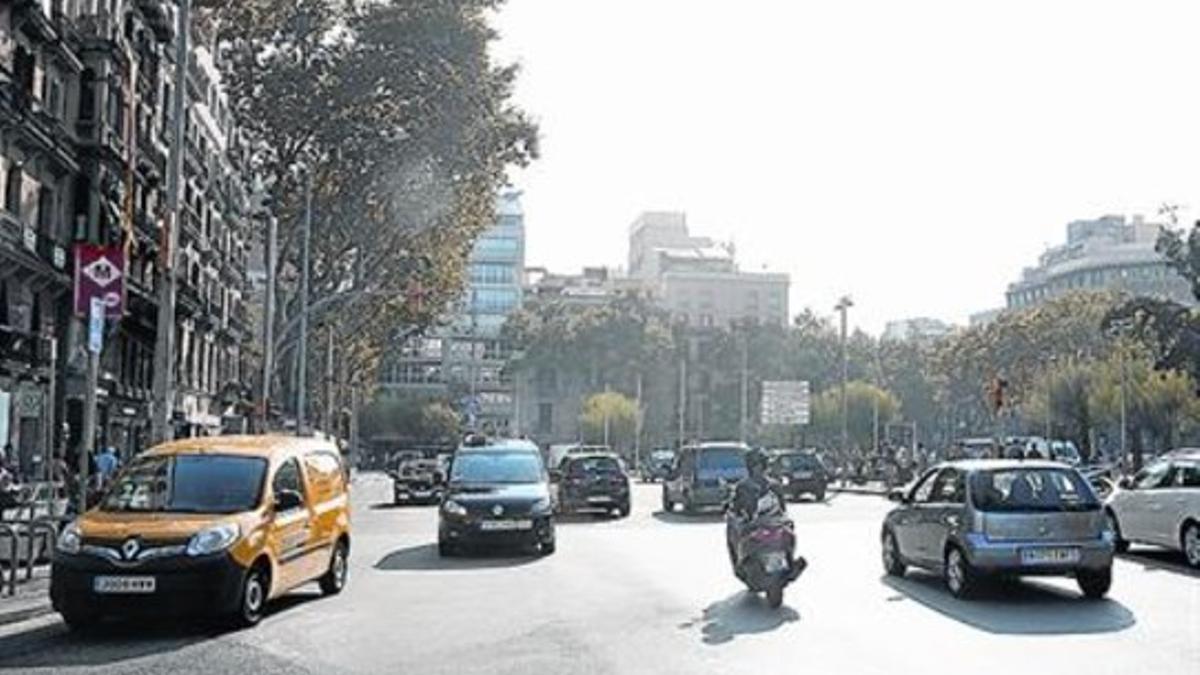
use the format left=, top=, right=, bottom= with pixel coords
left=887, top=488, right=908, bottom=504
left=548, top=469, right=562, bottom=483
left=1118, top=476, right=1134, bottom=490
left=274, top=489, right=303, bottom=512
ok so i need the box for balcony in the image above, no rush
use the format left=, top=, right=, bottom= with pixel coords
left=14, top=0, right=59, bottom=44
left=74, top=11, right=120, bottom=46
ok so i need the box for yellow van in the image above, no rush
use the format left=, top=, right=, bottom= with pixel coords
left=50, top=435, right=351, bottom=629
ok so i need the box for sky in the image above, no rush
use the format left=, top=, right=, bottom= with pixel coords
left=491, top=0, right=1200, bottom=335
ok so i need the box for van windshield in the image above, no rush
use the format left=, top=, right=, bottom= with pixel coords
left=100, top=455, right=268, bottom=514
left=451, top=451, right=544, bottom=485
left=971, top=468, right=1099, bottom=512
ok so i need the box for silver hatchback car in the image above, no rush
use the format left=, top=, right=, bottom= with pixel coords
left=881, top=460, right=1115, bottom=599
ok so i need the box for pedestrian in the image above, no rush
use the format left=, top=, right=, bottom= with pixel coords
left=96, top=444, right=120, bottom=485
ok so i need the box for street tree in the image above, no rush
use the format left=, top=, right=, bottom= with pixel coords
left=580, top=392, right=640, bottom=451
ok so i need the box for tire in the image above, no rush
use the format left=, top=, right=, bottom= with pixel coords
left=1182, top=521, right=1200, bottom=569
left=765, top=581, right=784, bottom=609
left=1107, top=510, right=1130, bottom=554
left=318, top=541, right=349, bottom=595
left=234, top=565, right=269, bottom=628
left=944, top=547, right=979, bottom=599
left=1077, top=567, right=1112, bottom=600
left=661, top=487, right=673, bottom=513
left=814, top=488, right=826, bottom=502
left=60, top=608, right=98, bottom=632
left=881, top=530, right=906, bottom=577
left=438, top=540, right=457, bottom=558
left=616, top=502, right=630, bottom=519
left=682, top=494, right=696, bottom=515
left=539, top=538, right=556, bottom=556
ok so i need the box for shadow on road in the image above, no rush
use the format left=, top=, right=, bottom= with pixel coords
left=678, top=591, right=800, bottom=645
left=555, top=512, right=624, bottom=526
left=374, top=543, right=542, bottom=572
left=652, top=510, right=726, bottom=525
left=1119, top=549, right=1200, bottom=579
left=369, top=502, right=437, bottom=511
left=881, top=573, right=1136, bottom=635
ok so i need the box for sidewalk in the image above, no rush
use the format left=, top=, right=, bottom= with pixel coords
left=829, top=482, right=889, bottom=496
left=0, top=567, right=53, bottom=628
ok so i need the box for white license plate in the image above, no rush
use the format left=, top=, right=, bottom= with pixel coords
left=479, top=520, right=533, bottom=531
left=1020, top=547, right=1080, bottom=565
left=763, top=552, right=789, bottom=573
left=795, top=471, right=814, bottom=479
left=586, top=496, right=612, bottom=504
left=94, top=576, right=156, bottom=594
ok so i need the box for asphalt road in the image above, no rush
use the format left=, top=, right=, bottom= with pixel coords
left=1, top=474, right=1197, bottom=674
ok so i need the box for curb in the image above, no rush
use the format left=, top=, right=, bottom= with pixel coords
left=0, top=599, right=53, bottom=629
left=830, top=485, right=888, bottom=496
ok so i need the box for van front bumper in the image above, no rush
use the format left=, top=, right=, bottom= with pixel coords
left=51, top=551, right=247, bottom=619
left=963, top=536, right=1115, bottom=574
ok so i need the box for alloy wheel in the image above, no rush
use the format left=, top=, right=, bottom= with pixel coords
left=1185, top=524, right=1200, bottom=568
left=946, top=550, right=965, bottom=594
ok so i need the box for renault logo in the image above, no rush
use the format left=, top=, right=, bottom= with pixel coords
left=121, top=538, right=140, bottom=560
left=492, top=504, right=504, bottom=517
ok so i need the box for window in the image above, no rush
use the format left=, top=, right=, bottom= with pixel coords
left=911, top=469, right=938, bottom=502
left=470, top=263, right=515, bottom=285
left=537, top=403, right=553, bottom=434
left=1177, top=462, right=1200, bottom=488
left=5, top=167, right=22, bottom=216
left=272, top=458, right=306, bottom=505
left=472, top=288, right=519, bottom=314
left=929, top=469, right=965, bottom=503
left=1134, top=461, right=1172, bottom=490
left=37, top=186, right=55, bottom=235
left=474, top=235, right=520, bottom=257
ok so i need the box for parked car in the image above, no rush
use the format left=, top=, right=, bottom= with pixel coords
left=553, top=453, right=631, bottom=518
left=640, top=449, right=676, bottom=483
left=662, top=442, right=749, bottom=514
left=391, top=458, right=445, bottom=505
left=438, top=437, right=556, bottom=557
left=1104, top=449, right=1200, bottom=569
left=767, top=450, right=828, bottom=502
left=881, top=460, right=1114, bottom=599
left=51, top=436, right=351, bottom=629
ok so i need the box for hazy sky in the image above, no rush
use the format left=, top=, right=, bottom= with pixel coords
left=492, top=0, right=1200, bottom=334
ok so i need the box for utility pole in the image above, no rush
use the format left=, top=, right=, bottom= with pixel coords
left=603, top=382, right=611, bottom=447
left=349, top=384, right=360, bottom=469
left=678, top=356, right=687, bottom=448
left=1119, top=341, right=1128, bottom=462
left=43, top=335, right=57, bottom=484
left=323, top=328, right=335, bottom=435
left=80, top=299, right=103, bottom=514
left=295, top=171, right=312, bottom=436
left=739, top=330, right=749, bottom=443
left=150, top=0, right=191, bottom=444
left=634, top=372, right=643, bottom=472
left=260, top=213, right=277, bottom=432
left=835, top=296, right=853, bottom=452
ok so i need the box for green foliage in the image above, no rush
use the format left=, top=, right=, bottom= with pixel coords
left=360, top=395, right=462, bottom=445
left=202, top=0, right=538, bottom=417
left=579, top=392, right=640, bottom=449
left=810, top=381, right=900, bottom=450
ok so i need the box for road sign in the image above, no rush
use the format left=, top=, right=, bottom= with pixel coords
left=74, top=244, right=125, bottom=318
left=761, top=380, right=811, bottom=426
left=88, top=298, right=104, bottom=354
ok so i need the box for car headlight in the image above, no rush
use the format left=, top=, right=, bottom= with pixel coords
left=781, top=476, right=791, bottom=485
left=56, top=520, right=82, bottom=555
left=186, top=523, right=241, bottom=557
left=532, top=497, right=552, bottom=514
left=442, top=499, right=468, bottom=517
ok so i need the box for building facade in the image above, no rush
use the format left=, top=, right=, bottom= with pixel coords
left=628, top=211, right=789, bottom=327
left=882, top=317, right=955, bottom=343
left=1, top=2, right=253, bottom=475
left=1006, top=214, right=1191, bottom=309
left=380, top=191, right=526, bottom=434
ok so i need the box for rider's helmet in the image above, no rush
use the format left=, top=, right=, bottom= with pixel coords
left=745, top=448, right=769, bottom=475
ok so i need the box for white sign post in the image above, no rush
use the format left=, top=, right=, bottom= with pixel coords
left=760, top=381, right=811, bottom=426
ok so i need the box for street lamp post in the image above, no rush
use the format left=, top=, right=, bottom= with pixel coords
left=835, top=296, right=853, bottom=453
left=296, top=171, right=313, bottom=436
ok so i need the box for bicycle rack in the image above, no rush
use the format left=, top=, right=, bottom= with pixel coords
left=0, top=523, right=17, bottom=597
left=24, top=518, right=59, bottom=582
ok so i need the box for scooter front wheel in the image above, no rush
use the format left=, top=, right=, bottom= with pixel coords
left=765, top=580, right=784, bottom=609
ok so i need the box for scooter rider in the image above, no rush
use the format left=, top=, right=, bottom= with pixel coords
left=727, top=449, right=807, bottom=579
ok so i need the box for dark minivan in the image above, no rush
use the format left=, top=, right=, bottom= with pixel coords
left=438, top=439, right=556, bottom=557
left=662, top=443, right=749, bottom=513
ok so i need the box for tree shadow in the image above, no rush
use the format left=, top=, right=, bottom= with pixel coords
left=677, top=591, right=800, bottom=645
left=652, top=510, right=726, bottom=525
left=1119, top=549, right=1200, bottom=579
left=374, top=543, right=543, bottom=572
left=881, top=572, right=1136, bottom=635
